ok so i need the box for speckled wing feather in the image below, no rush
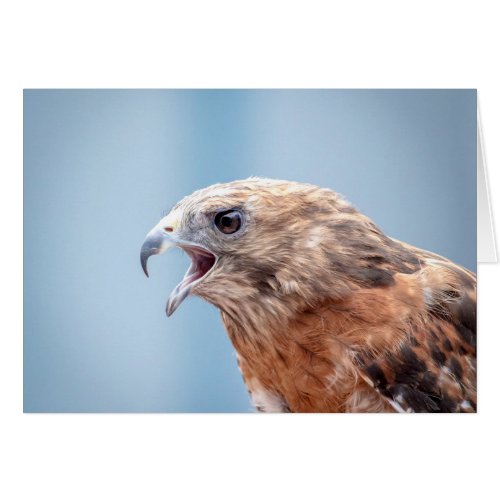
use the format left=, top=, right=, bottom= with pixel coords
left=354, top=248, right=477, bottom=413
left=141, top=178, right=477, bottom=413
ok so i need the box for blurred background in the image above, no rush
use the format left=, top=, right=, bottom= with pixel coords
left=24, top=89, right=476, bottom=412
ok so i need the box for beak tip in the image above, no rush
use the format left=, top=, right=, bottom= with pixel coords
left=165, top=300, right=174, bottom=317
left=165, top=298, right=177, bottom=317
left=140, top=258, right=150, bottom=277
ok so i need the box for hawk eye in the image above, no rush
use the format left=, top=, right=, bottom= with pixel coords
left=214, top=210, right=242, bottom=234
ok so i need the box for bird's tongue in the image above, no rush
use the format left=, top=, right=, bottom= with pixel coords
left=166, top=246, right=216, bottom=316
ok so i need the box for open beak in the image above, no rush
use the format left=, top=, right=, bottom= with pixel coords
left=140, top=226, right=217, bottom=316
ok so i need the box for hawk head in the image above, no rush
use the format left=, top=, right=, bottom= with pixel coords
left=140, top=178, right=416, bottom=325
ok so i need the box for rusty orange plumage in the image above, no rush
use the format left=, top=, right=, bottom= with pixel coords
left=141, top=178, right=476, bottom=412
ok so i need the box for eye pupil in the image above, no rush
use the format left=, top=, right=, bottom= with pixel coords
left=221, top=216, right=232, bottom=227
left=215, top=210, right=242, bottom=234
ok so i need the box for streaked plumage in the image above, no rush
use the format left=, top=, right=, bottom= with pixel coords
left=141, top=178, right=476, bottom=412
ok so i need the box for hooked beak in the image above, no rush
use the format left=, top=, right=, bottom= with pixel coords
left=140, top=226, right=217, bottom=316
left=140, top=228, right=174, bottom=278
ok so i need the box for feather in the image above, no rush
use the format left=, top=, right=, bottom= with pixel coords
left=143, top=178, right=477, bottom=412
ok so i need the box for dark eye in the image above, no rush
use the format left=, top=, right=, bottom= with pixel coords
left=214, top=210, right=242, bottom=234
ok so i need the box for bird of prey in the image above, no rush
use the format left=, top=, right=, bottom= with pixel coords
left=140, top=178, right=476, bottom=413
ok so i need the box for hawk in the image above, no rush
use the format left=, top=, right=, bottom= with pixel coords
left=140, top=178, right=476, bottom=412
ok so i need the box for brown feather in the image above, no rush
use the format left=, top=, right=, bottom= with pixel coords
left=159, top=178, right=477, bottom=412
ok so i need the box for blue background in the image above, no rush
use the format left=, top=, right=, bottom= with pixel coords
left=24, top=90, right=476, bottom=412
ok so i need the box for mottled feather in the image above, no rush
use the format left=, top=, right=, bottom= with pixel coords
left=153, top=178, right=477, bottom=412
